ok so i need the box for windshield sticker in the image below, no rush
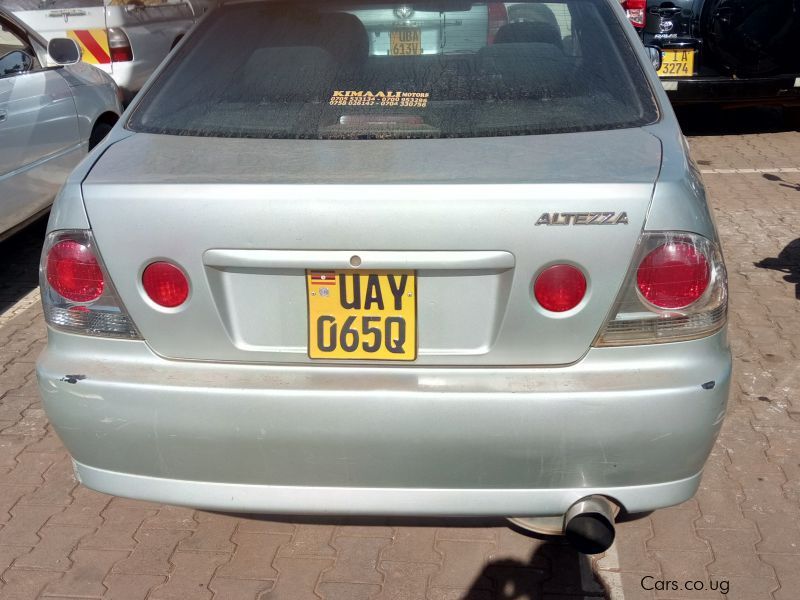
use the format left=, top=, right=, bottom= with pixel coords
left=330, top=91, right=429, bottom=108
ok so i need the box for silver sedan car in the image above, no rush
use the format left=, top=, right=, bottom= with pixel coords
left=37, top=0, right=730, bottom=553
left=0, top=8, right=121, bottom=240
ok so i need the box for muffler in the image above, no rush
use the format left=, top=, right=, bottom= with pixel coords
left=563, top=496, right=617, bottom=554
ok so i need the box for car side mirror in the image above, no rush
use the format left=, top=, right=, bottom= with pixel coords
left=0, top=50, right=34, bottom=77
left=48, top=38, right=82, bottom=65
left=646, top=45, right=662, bottom=72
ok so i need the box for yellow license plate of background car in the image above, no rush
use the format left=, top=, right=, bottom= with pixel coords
left=658, top=49, right=695, bottom=77
left=307, top=270, right=417, bottom=360
left=390, top=28, right=422, bottom=55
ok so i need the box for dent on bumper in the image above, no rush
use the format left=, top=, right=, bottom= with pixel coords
left=37, top=329, right=731, bottom=516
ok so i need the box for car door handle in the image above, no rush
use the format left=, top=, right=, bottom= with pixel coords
left=0, top=110, right=7, bottom=123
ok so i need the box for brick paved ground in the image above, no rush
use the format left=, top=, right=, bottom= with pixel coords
left=0, top=107, right=798, bottom=600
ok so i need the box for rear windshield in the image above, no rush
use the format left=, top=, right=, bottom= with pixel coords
left=129, top=0, right=658, bottom=139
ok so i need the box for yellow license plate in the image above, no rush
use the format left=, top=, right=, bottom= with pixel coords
left=307, top=270, right=417, bottom=361
left=658, top=49, right=695, bottom=77
left=390, top=28, right=422, bottom=55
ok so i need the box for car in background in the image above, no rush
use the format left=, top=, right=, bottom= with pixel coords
left=355, top=2, right=572, bottom=56
left=620, top=0, right=800, bottom=111
left=0, top=8, right=121, bottom=240
left=9, top=0, right=212, bottom=102
left=37, top=0, right=730, bottom=554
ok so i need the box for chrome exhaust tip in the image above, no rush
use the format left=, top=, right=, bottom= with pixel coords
left=563, top=496, right=617, bottom=554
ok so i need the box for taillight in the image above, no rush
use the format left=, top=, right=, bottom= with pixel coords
left=637, top=242, right=710, bottom=309
left=142, top=262, right=189, bottom=308
left=107, top=28, right=133, bottom=62
left=487, top=2, right=508, bottom=44
left=46, top=240, right=104, bottom=303
left=595, top=232, right=727, bottom=347
left=40, top=231, right=139, bottom=338
left=534, top=264, right=587, bottom=313
left=621, top=0, right=646, bottom=28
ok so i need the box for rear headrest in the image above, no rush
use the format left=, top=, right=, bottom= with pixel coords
left=478, top=43, right=573, bottom=97
left=322, top=13, right=369, bottom=66
left=237, top=46, right=336, bottom=101
left=494, top=21, right=563, bottom=50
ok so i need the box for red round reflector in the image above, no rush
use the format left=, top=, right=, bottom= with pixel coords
left=46, top=240, right=105, bottom=303
left=637, top=242, right=710, bottom=309
left=534, top=264, right=587, bottom=313
left=142, top=262, right=189, bottom=308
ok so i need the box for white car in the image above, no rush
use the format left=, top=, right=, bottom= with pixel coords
left=1, top=8, right=121, bottom=239
left=9, top=0, right=211, bottom=101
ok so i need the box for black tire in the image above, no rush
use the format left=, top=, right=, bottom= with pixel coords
left=89, top=121, right=114, bottom=150
left=700, top=0, right=800, bottom=77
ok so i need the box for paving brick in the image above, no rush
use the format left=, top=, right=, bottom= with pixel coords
left=235, top=516, right=295, bottom=535
left=0, top=484, right=36, bottom=522
left=381, top=527, right=441, bottom=565
left=323, top=535, right=392, bottom=585
left=216, top=531, right=291, bottom=580
left=13, top=524, right=94, bottom=571
left=0, top=396, right=33, bottom=424
left=378, top=561, right=438, bottom=600
left=112, top=528, right=191, bottom=575
left=430, top=540, right=494, bottom=589
left=336, top=524, right=394, bottom=538
left=48, top=487, right=110, bottom=528
left=759, top=554, right=800, bottom=600
left=715, top=576, right=777, bottom=600
left=42, top=548, right=129, bottom=598
left=209, top=576, right=274, bottom=599
left=0, top=568, right=63, bottom=600
left=277, top=524, right=337, bottom=558
left=738, top=472, right=798, bottom=513
left=648, top=550, right=716, bottom=599
left=102, top=574, right=166, bottom=600
left=318, top=582, right=381, bottom=600
left=436, top=527, right=498, bottom=543
left=540, top=544, right=603, bottom=596
left=488, top=560, right=549, bottom=597
left=2, top=408, right=49, bottom=438
left=597, top=572, right=655, bottom=600
left=743, top=510, right=800, bottom=554
left=148, top=551, right=230, bottom=600
left=487, top=527, right=557, bottom=572
left=141, top=505, right=196, bottom=531
left=2, top=452, right=59, bottom=486
left=645, top=506, right=709, bottom=552
left=0, top=545, right=32, bottom=571
left=80, top=506, right=158, bottom=551
left=0, top=436, right=33, bottom=471
left=597, top=528, right=659, bottom=574
left=262, top=557, right=334, bottom=600
left=695, top=487, right=754, bottom=530
left=0, top=504, right=64, bottom=546
left=427, top=588, right=492, bottom=600
left=699, top=529, right=775, bottom=578
left=22, top=428, right=66, bottom=454
left=18, top=455, right=76, bottom=506
left=177, top=512, right=236, bottom=553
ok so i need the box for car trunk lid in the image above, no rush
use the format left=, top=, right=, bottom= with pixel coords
left=83, top=129, right=661, bottom=366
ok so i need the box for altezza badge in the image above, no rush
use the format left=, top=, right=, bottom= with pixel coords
left=536, top=212, right=629, bottom=226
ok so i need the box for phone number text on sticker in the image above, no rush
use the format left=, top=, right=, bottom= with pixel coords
left=330, top=90, right=429, bottom=107
left=306, top=270, right=417, bottom=361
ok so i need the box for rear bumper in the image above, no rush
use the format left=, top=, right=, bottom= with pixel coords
left=36, top=329, right=731, bottom=517
left=662, top=74, right=800, bottom=105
